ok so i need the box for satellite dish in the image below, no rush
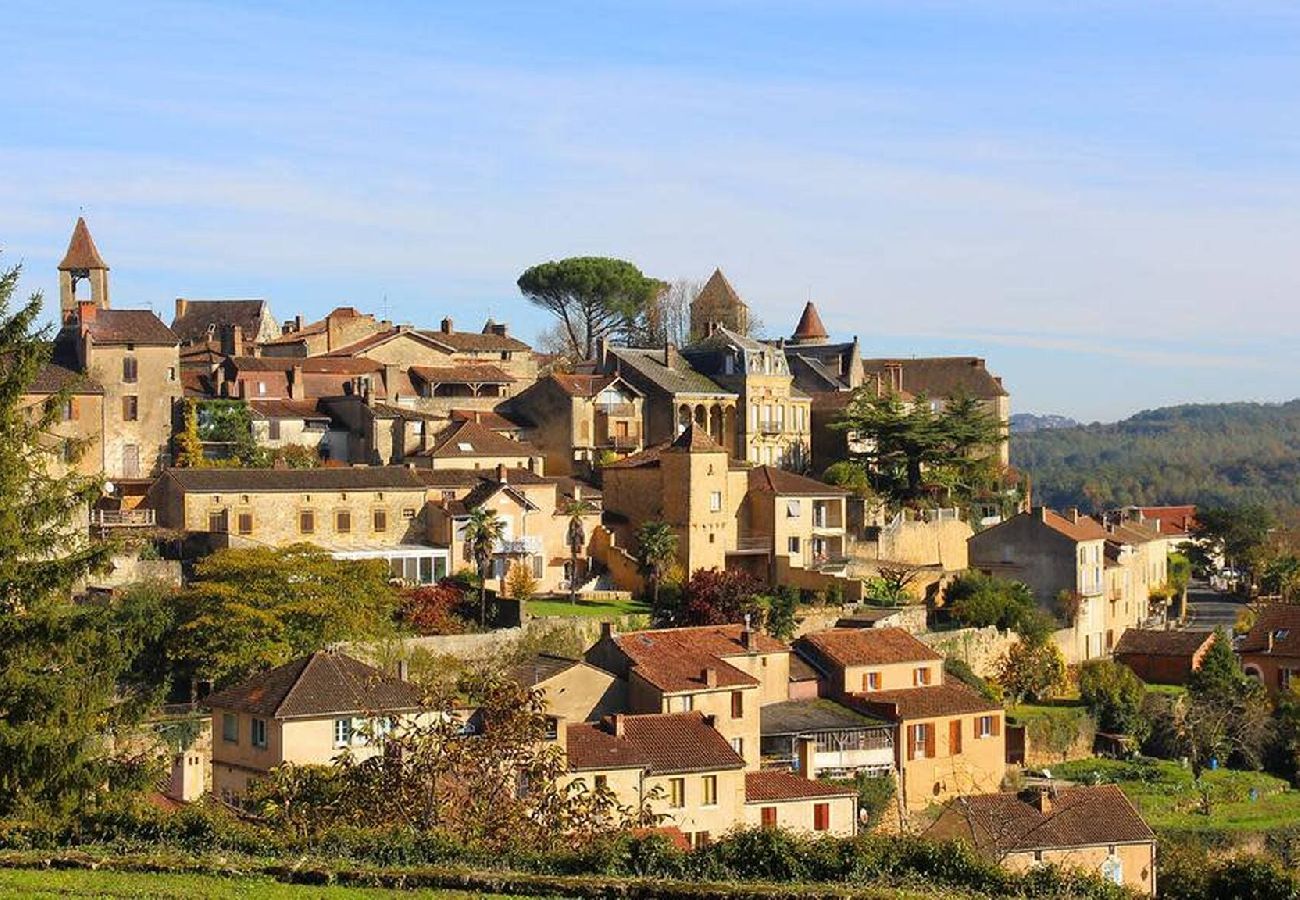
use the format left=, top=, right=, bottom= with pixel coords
left=103, top=481, right=116, bottom=495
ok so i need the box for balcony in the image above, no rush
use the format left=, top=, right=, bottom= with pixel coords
left=728, top=535, right=772, bottom=556
left=496, top=535, right=544, bottom=556
left=598, top=434, right=639, bottom=450
left=757, top=420, right=783, bottom=436
left=91, top=508, right=156, bottom=527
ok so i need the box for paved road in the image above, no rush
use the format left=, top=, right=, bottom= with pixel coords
left=1183, top=582, right=1245, bottom=631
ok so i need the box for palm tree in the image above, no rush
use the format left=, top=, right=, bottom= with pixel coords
left=635, top=520, right=678, bottom=610
left=564, top=499, right=596, bottom=604
left=463, top=507, right=506, bottom=627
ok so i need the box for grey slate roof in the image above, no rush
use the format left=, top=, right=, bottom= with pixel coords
left=607, top=347, right=734, bottom=397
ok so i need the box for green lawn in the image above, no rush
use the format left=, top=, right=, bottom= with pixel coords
left=1050, top=757, right=1300, bottom=834
left=0, top=867, right=537, bottom=899
left=526, top=596, right=650, bottom=619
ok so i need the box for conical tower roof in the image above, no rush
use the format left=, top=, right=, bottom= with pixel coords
left=694, top=268, right=746, bottom=312
left=791, top=301, right=828, bottom=343
left=58, top=217, right=109, bottom=271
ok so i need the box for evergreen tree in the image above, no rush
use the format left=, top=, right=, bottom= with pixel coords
left=0, top=258, right=163, bottom=815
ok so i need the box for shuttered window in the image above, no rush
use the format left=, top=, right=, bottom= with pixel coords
left=761, top=806, right=777, bottom=828
left=950, top=719, right=963, bottom=755
left=813, top=802, right=830, bottom=832
left=731, top=691, right=744, bottom=719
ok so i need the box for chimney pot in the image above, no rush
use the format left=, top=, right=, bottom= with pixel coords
left=1033, top=787, right=1053, bottom=815
left=1067, top=507, right=1080, bottom=523
left=441, top=317, right=453, bottom=334
left=611, top=714, right=625, bottom=737
left=175, top=298, right=188, bottom=321
left=600, top=622, right=613, bottom=641
left=77, top=299, right=98, bottom=325
left=397, top=659, right=409, bottom=682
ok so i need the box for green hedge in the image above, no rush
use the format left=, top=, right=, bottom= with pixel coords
left=0, top=805, right=1130, bottom=899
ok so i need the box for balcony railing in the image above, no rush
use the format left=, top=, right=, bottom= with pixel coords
left=91, top=509, right=156, bottom=527
left=599, top=434, right=640, bottom=450
left=757, top=420, right=783, bottom=435
left=496, top=536, right=543, bottom=556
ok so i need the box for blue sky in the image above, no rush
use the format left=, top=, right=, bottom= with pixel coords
left=2, top=1, right=1298, bottom=421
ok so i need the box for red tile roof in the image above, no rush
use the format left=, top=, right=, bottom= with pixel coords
left=1132, top=505, right=1198, bottom=536
left=1240, top=604, right=1300, bottom=657
left=203, top=650, right=424, bottom=719
left=227, top=356, right=382, bottom=375
left=745, top=771, right=857, bottom=803
left=613, top=624, right=787, bottom=694
left=1113, top=628, right=1215, bottom=659
left=247, top=398, right=330, bottom=420
left=565, top=711, right=744, bottom=774
left=928, top=786, right=1155, bottom=853
left=449, top=408, right=527, bottom=431
left=666, top=424, right=723, bottom=452
left=58, top=217, right=108, bottom=270
left=848, top=680, right=1001, bottom=721
left=418, top=419, right=537, bottom=459
left=550, top=372, right=616, bottom=397
left=792, top=302, right=829, bottom=340
left=417, top=325, right=531, bottom=353
left=600, top=442, right=667, bottom=470
left=748, top=465, right=849, bottom=497
left=410, top=364, right=516, bottom=385
left=81, top=309, right=178, bottom=345
left=798, top=627, right=942, bottom=669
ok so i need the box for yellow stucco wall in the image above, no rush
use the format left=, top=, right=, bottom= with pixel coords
left=900, top=712, right=1006, bottom=811
left=1001, top=842, right=1156, bottom=896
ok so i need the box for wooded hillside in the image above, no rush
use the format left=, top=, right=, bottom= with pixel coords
left=1011, top=400, right=1300, bottom=512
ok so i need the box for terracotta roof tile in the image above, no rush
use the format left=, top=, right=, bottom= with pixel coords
left=25, top=360, right=103, bottom=394
left=1130, top=505, right=1198, bottom=536
left=79, top=310, right=178, bottom=345
left=928, top=786, right=1154, bottom=852
left=1113, top=628, right=1215, bottom=658
left=450, top=408, right=528, bottom=431
left=416, top=325, right=531, bottom=353
left=745, top=771, right=857, bottom=803
left=246, top=399, right=331, bottom=420
left=747, top=465, right=848, bottom=497
left=203, top=650, right=424, bottom=719
left=613, top=624, right=786, bottom=694
left=566, top=711, right=744, bottom=774
left=418, top=419, right=537, bottom=459
left=847, top=680, right=1001, bottom=721
left=410, top=364, right=516, bottom=385
left=1240, top=604, right=1300, bottom=656
left=797, top=627, right=941, bottom=669
left=58, top=217, right=108, bottom=270
left=792, top=302, right=829, bottom=340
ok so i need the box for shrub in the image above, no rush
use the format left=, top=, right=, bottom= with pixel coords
left=1078, top=659, right=1149, bottom=741
left=400, top=581, right=472, bottom=635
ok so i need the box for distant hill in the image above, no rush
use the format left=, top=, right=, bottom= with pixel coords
left=1011, top=400, right=1300, bottom=513
left=1010, top=413, right=1081, bottom=433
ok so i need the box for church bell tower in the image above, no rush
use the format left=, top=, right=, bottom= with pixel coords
left=58, top=216, right=110, bottom=323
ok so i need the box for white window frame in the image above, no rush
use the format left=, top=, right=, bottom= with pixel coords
left=978, top=715, right=993, bottom=738
left=709, top=491, right=722, bottom=512
left=251, top=717, right=267, bottom=749
left=334, top=717, right=354, bottom=747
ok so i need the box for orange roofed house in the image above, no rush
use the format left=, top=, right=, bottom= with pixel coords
left=927, top=785, right=1157, bottom=895
left=1240, top=604, right=1300, bottom=696
left=584, top=623, right=789, bottom=767
left=795, top=628, right=1005, bottom=811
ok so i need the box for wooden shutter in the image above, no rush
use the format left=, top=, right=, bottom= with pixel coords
left=949, top=719, right=962, bottom=755
left=906, top=724, right=917, bottom=760
left=924, top=723, right=935, bottom=759
left=731, top=691, right=744, bottom=719
left=991, top=715, right=1001, bottom=737
left=761, top=806, right=777, bottom=828
left=814, top=802, right=829, bottom=831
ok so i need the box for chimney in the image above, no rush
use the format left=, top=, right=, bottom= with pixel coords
left=294, top=314, right=303, bottom=331
left=383, top=364, right=401, bottom=400
left=797, top=736, right=817, bottom=780
left=175, top=298, right=189, bottom=321
left=610, top=714, right=625, bottom=738
left=289, top=364, right=303, bottom=400
left=496, top=463, right=508, bottom=484
left=77, top=299, right=98, bottom=327
left=1268, top=630, right=1275, bottom=654
left=441, top=316, right=453, bottom=334
left=600, top=622, right=614, bottom=641
left=664, top=343, right=680, bottom=369
left=1038, top=506, right=1049, bottom=522
left=1032, top=787, right=1053, bottom=815
left=397, top=659, right=409, bottom=682
left=1067, top=507, right=1080, bottom=523
left=702, top=667, right=718, bottom=688
left=492, top=322, right=507, bottom=337
left=597, top=335, right=610, bottom=368
left=527, top=456, right=537, bottom=473
left=228, top=324, right=244, bottom=357
left=884, top=361, right=903, bottom=393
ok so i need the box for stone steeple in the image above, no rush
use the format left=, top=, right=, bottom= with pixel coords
left=690, top=268, right=750, bottom=342
left=58, top=216, right=110, bottom=322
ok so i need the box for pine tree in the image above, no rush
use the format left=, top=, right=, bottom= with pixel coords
left=0, top=257, right=163, bottom=816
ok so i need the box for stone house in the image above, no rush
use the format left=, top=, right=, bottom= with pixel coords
left=584, top=623, right=790, bottom=768
left=507, top=654, right=627, bottom=724
left=926, top=786, right=1157, bottom=895
left=507, top=372, right=644, bottom=476
left=261, top=306, right=389, bottom=357
left=600, top=426, right=748, bottom=578
left=743, top=465, right=851, bottom=589
left=682, top=324, right=812, bottom=469
left=688, top=269, right=750, bottom=342
left=1239, top=604, right=1300, bottom=695
left=205, top=650, right=425, bottom=803
left=171, top=298, right=279, bottom=352
left=599, top=344, right=738, bottom=451
left=246, top=398, right=348, bottom=462
left=53, top=219, right=181, bottom=483
left=1113, top=628, right=1215, bottom=685
left=409, top=419, right=543, bottom=472
left=968, top=508, right=1112, bottom=663
left=795, top=627, right=1005, bottom=811
left=422, top=464, right=602, bottom=595
left=22, top=356, right=106, bottom=479
left=146, top=466, right=448, bottom=581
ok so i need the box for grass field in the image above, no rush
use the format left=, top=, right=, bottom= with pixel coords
left=0, top=867, right=542, bottom=899
left=526, top=596, right=650, bottom=619
left=1051, top=757, right=1300, bottom=834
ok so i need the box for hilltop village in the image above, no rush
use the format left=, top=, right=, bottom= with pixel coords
left=13, top=216, right=1289, bottom=899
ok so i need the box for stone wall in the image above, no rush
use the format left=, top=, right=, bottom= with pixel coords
left=871, top=516, right=972, bottom=570
left=919, top=625, right=1018, bottom=679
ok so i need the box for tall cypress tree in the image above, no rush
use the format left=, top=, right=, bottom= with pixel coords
left=0, top=257, right=163, bottom=816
